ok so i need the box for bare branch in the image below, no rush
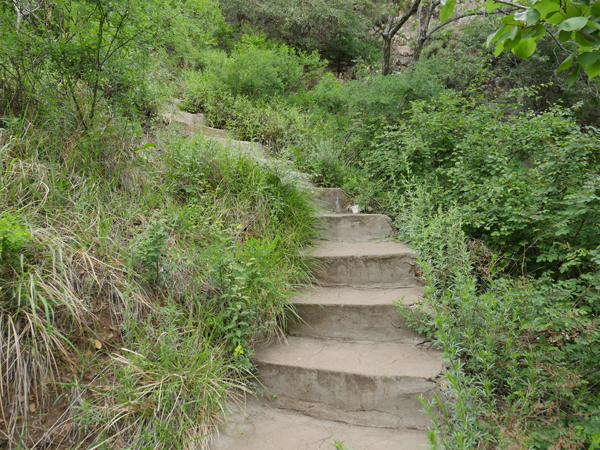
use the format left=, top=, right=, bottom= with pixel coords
left=425, top=9, right=513, bottom=38
left=487, top=0, right=528, bottom=10
left=389, top=0, right=423, bottom=36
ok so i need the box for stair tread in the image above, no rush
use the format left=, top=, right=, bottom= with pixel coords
left=291, top=286, right=423, bottom=306
left=256, top=336, right=442, bottom=379
left=312, top=240, right=416, bottom=258
left=209, top=398, right=428, bottom=450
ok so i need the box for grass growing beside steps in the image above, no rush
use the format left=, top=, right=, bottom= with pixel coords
left=0, top=121, right=320, bottom=449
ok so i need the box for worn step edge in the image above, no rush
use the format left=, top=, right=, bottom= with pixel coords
left=254, top=337, right=442, bottom=429
left=311, top=241, right=418, bottom=287
left=320, top=214, right=395, bottom=242
left=288, top=286, right=425, bottom=341
left=209, top=397, right=429, bottom=450
left=256, top=363, right=439, bottom=430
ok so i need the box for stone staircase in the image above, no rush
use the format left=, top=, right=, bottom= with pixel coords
left=210, top=188, right=443, bottom=450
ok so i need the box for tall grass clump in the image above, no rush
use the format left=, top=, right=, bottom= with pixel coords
left=0, top=106, right=319, bottom=449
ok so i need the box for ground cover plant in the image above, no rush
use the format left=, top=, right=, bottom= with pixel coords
left=0, top=120, right=319, bottom=448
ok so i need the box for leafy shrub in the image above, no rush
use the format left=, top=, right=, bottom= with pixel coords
left=366, top=87, right=600, bottom=281
left=0, top=215, right=31, bottom=262
left=220, top=0, right=380, bottom=66
left=188, top=32, right=324, bottom=100
left=393, top=183, right=600, bottom=449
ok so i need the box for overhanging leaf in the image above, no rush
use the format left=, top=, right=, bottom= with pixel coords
left=495, top=40, right=505, bottom=56
left=567, top=65, right=581, bottom=86
left=558, top=30, right=572, bottom=42
left=532, top=0, right=561, bottom=19
left=577, top=51, right=600, bottom=67
left=545, top=11, right=567, bottom=24
left=512, top=38, right=537, bottom=59
left=499, top=26, right=518, bottom=43
left=487, top=25, right=508, bottom=45
left=558, top=16, right=589, bottom=31
left=557, top=53, right=575, bottom=72
left=515, top=9, right=541, bottom=26
left=584, top=59, right=600, bottom=77
left=486, top=0, right=502, bottom=13
left=574, top=30, right=597, bottom=47
left=440, top=0, right=456, bottom=22
left=504, top=34, right=522, bottom=50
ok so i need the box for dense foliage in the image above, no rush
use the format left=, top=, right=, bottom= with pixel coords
left=219, top=0, right=381, bottom=67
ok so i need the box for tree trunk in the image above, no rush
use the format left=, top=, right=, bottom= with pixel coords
left=380, top=0, right=422, bottom=76
left=382, top=34, right=392, bottom=75
left=381, top=15, right=394, bottom=76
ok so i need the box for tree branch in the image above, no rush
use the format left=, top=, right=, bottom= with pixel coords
left=389, top=0, right=422, bottom=36
left=544, top=25, right=569, bottom=52
left=487, top=0, right=527, bottom=10
left=426, top=8, right=513, bottom=38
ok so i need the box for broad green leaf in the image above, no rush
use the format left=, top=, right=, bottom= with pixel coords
left=533, top=24, right=548, bottom=39
left=566, top=5, right=589, bottom=18
left=495, top=40, right=505, bottom=56
left=573, top=0, right=590, bottom=5
left=515, top=9, right=541, bottom=26
left=545, top=11, right=567, bottom=24
left=487, top=25, right=508, bottom=45
left=486, top=0, right=502, bottom=13
left=588, top=20, right=600, bottom=30
left=440, top=0, right=456, bottom=22
left=500, top=26, right=518, bottom=43
left=567, top=64, right=581, bottom=86
left=578, top=51, right=600, bottom=67
left=586, top=59, right=600, bottom=77
left=504, top=34, right=522, bottom=50
left=512, top=38, right=537, bottom=58
left=574, top=30, right=596, bottom=46
left=557, top=53, right=575, bottom=72
left=532, top=0, right=562, bottom=19
left=559, top=17, right=589, bottom=31
left=593, top=3, right=600, bottom=15
left=559, top=30, right=572, bottom=42
left=501, top=15, right=520, bottom=25
left=522, top=24, right=546, bottom=39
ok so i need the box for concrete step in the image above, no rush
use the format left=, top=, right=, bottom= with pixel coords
left=311, top=241, right=418, bottom=287
left=255, top=336, right=442, bottom=429
left=314, top=188, right=346, bottom=213
left=209, top=397, right=428, bottom=450
left=288, top=286, right=425, bottom=342
left=320, top=214, right=394, bottom=242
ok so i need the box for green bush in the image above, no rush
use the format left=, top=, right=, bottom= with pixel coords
left=0, top=215, right=31, bottom=262
left=393, top=183, right=600, bottom=449
left=219, top=0, right=380, bottom=66
left=366, top=87, right=600, bottom=281
left=187, top=32, right=324, bottom=100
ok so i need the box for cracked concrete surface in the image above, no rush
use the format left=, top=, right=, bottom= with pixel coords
left=211, top=398, right=429, bottom=450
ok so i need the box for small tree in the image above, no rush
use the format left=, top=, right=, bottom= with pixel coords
left=380, top=0, right=422, bottom=75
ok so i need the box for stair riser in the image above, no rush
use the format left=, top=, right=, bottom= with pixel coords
left=257, top=363, right=435, bottom=429
left=315, top=188, right=346, bottom=213
left=313, top=254, right=417, bottom=287
left=320, top=215, right=394, bottom=243
left=289, top=304, right=419, bottom=341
